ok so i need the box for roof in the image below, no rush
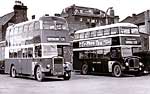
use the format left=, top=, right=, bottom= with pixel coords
left=75, top=23, right=137, bottom=34
left=61, top=4, right=105, bottom=17
left=0, top=12, right=14, bottom=25
left=121, top=12, right=145, bottom=25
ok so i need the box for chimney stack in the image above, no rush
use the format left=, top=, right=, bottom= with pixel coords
left=32, top=15, right=35, bottom=19
left=13, top=1, right=28, bottom=23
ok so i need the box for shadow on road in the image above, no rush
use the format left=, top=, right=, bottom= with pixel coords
left=73, top=71, right=148, bottom=78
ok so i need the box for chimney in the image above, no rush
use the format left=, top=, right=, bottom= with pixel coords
left=32, top=15, right=35, bottom=19
left=13, top=1, right=28, bottom=23
left=132, top=13, right=136, bottom=17
left=54, top=13, right=61, bottom=17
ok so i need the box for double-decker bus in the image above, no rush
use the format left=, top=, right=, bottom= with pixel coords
left=5, top=15, right=72, bottom=81
left=73, top=23, right=144, bottom=77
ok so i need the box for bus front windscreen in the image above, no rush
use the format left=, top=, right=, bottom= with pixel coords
left=121, top=47, right=133, bottom=57
left=42, top=20, right=68, bottom=30
left=42, top=45, right=57, bottom=58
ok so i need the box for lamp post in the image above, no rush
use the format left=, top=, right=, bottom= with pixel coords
left=105, top=7, right=113, bottom=25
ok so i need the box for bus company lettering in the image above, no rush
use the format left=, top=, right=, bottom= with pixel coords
left=125, top=38, right=138, bottom=45
left=79, top=38, right=111, bottom=47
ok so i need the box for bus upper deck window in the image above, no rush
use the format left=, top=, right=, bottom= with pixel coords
left=34, top=21, right=40, bottom=30
left=120, top=27, right=130, bottom=34
left=97, top=30, right=103, bottom=36
left=90, top=31, right=96, bottom=37
left=75, top=34, right=79, bottom=39
left=104, top=28, right=110, bottom=36
left=111, top=27, right=119, bottom=35
left=84, top=32, right=90, bottom=38
left=131, top=28, right=138, bottom=34
left=79, top=33, right=84, bottom=39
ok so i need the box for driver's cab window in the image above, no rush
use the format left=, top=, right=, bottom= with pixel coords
left=57, top=45, right=63, bottom=56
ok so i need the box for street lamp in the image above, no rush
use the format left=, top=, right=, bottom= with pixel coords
left=105, top=7, right=113, bottom=25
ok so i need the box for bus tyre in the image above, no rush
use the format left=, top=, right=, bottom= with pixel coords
left=63, top=72, right=71, bottom=80
left=35, top=66, right=44, bottom=81
left=10, top=65, right=16, bottom=78
left=81, top=63, right=88, bottom=75
left=112, top=64, right=122, bottom=77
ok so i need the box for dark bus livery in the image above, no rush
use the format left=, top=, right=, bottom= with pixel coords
left=5, top=15, right=72, bottom=81
left=73, top=23, right=144, bottom=77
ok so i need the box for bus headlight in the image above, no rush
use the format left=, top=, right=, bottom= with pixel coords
left=125, top=62, right=129, bottom=66
left=46, top=64, right=50, bottom=69
left=139, top=62, right=143, bottom=66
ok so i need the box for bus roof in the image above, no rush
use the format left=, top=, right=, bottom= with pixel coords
left=7, top=16, right=66, bottom=29
left=75, top=23, right=138, bottom=34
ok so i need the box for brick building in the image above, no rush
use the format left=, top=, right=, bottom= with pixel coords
left=121, top=10, right=150, bottom=51
left=59, top=4, right=119, bottom=35
left=0, top=1, right=28, bottom=41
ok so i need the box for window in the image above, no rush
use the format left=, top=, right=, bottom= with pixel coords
left=23, top=48, right=28, bottom=58
left=80, top=18, right=83, bottom=22
left=132, top=47, right=140, bottom=53
left=90, top=31, right=96, bottom=37
left=111, top=27, right=119, bottom=35
left=104, top=49, right=110, bottom=56
left=28, top=48, right=33, bottom=58
left=18, top=26, right=23, bottom=34
left=97, top=30, right=103, bottom=36
left=104, top=28, right=110, bottom=35
left=55, top=22, right=68, bottom=30
left=121, top=47, right=132, bottom=57
left=79, top=52, right=84, bottom=59
left=18, top=49, right=22, bottom=58
left=35, top=21, right=40, bottom=30
left=75, top=34, right=79, bottom=39
left=29, top=23, right=34, bottom=31
left=120, top=27, right=130, bottom=34
left=43, top=21, right=55, bottom=30
left=84, top=32, right=90, bottom=38
left=97, top=49, right=103, bottom=58
left=9, top=49, right=14, bottom=58
left=79, top=33, right=84, bottom=39
left=43, top=45, right=57, bottom=57
left=24, top=24, right=29, bottom=32
left=35, top=45, right=42, bottom=57
left=57, top=45, right=63, bottom=56
left=131, top=28, right=138, bottom=34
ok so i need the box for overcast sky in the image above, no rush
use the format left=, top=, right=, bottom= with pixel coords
left=0, top=0, right=150, bottom=21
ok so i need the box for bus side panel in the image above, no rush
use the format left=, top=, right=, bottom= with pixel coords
left=5, top=59, right=11, bottom=74
left=101, top=59, right=109, bottom=73
left=73, top=52, right=81, bottom=70
left=5, top=59, right=20, bottom=74
left=26, top=59, right=32, bottom=75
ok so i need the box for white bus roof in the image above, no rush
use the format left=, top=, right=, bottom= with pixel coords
left=75, top=23, right=138, bottom=34
left=7, top=16, right=66, bottom=29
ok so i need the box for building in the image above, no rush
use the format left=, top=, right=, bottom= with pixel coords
left=0, top=1, right=28, bottom=41
left=121, top=10, right=150, bottom=51
left=59, top=4, right=119, bottom=35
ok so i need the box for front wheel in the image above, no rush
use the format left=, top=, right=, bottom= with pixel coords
left=112, top=64, right=122, bottom=77
left=35, top=66, right=45, bottom=81
left=63, top=72, right=71, bottom=80
left=81, top=63, right=89, bottom=75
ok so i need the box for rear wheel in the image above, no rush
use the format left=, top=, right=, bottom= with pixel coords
left=112, top=64, right=122, bottom=77
left=35, top=66, right=44, bottom=81
left=10, top=65, right=16, bottom=78
left=81, top=63, right=88, bottom=75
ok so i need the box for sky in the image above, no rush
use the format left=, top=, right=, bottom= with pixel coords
left=0, top=0, right=150, bottom=21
